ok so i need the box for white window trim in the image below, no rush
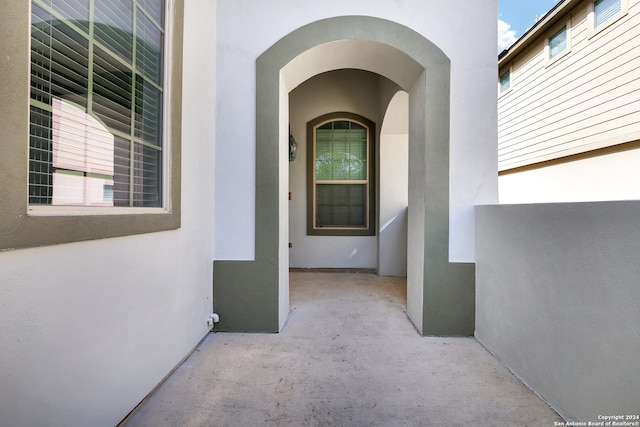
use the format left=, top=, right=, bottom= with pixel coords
left=545, top=17, right=572, bottom=67
left=589, top=0, right=628, bottom=38
left=498, top=66, right=512, bottom=97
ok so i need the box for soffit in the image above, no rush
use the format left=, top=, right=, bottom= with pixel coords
left=499, top=0, right=584, bottom=68
left=282, top=39, right=423, bottom=93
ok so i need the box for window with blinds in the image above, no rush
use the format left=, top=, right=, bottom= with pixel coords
left=29, top=0, right=166, bottom=208
left=308, top=115, right=375, bottom=236
left=594, top=0, right=622, bottom=27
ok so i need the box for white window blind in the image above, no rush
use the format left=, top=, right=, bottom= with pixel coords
left=594, top=0, right=621, bottom=27
left=29, top=0, right=166, bottom=208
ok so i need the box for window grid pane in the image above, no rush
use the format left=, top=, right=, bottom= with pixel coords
left=315, top=125, right=367, bottom=181
left=138, top=0, right=165, bottom=26
left=133, top=144, right=162, bottom=207
left=135, top=75, right=162, bottom=145
left=49, top=0, right=90, bottom=32
left=29, top=106, right=54, bottom=204
left=92, top=45, right=133, bottom=134
left=31, top=5, right=90, bottom=106
left=136, top=7, right=164, bottom=85
left=113, top=136, right=131, bottom=206
left=29, top=0, right=166, bottom=208
left=94, top=0, right=134, bottom=63
left=316, top=184, right=366, bottom=227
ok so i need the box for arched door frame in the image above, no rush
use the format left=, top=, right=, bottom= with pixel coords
left=213, top=16, right=475, bottom=335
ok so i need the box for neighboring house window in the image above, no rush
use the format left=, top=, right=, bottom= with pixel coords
left=499, top=69, right=511, bottom=93
left=548, top=26, right=568, bottom=59
left=307, top=113, right=376, bottom=236
left=29, top=0, right=167, bottom=208
left=594, top=0, right=622, bottom=27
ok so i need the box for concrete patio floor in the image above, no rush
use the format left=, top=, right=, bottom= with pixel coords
left=122, top=272, right=563, bottom=426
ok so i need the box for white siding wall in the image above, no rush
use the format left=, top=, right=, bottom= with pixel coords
left=498, top=0, right=640, bottom=171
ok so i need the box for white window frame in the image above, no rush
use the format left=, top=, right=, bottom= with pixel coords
left=589, top=0, right=628, bottom=37
left=546, top=17, right=572, bottom=66
left=499, top=67, right=512, bottom=96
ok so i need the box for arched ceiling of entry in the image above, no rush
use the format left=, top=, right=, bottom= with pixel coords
left=281, top=39, right=424, bottom=93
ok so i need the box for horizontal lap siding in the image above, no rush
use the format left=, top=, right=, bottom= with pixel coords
left=498, top=0, right=640, bottom=171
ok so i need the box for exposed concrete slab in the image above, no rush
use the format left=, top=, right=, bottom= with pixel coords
left=123, top=273, right=562, bottom=426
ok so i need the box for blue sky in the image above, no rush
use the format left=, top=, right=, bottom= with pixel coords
left=498, top=0, right=561, bottom=51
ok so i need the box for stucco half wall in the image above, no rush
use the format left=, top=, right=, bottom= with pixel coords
left=213, top=15, right=477, bottom=335
left=475, top=201, right=640, bottom=421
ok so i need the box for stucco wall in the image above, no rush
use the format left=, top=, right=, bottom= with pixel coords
left=215, top=0, right=497, bottom=263
left=475, top=201, right=640, bottom=421
left=0, top=1, right=217, bottom=426
left=379, top=132, right=409, bottom=276
left=289, top=70, right=379, bottom=269
left=379, top=90, right=409, bottom=276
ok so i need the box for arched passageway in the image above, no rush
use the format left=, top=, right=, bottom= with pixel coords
left=213, top=16, right=474, bottom=336
left=288, top=69, right=407, bottom=274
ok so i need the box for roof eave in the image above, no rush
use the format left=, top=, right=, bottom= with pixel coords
left=498, top=0, right=583, bottom=67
